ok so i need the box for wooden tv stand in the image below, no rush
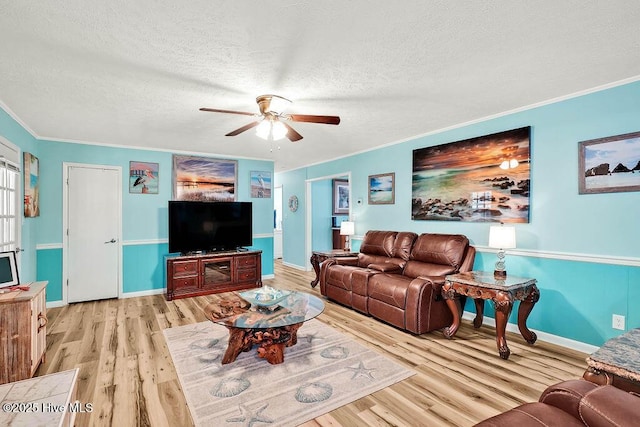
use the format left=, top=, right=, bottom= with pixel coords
left=165, top=250, right=262, bottom=300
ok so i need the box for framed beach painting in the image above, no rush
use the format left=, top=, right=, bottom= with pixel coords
left=173, top=155, right=237, bottom=201
left=332, top=179, right=349, bottom=215
left=129, top=161, right=159, bottom=194
left=412, top=126, right=531, bottom=223
left=23, top=152, right=40, bottom=217
left=368, top=172, right=395, bottom=204
left=578, top=131, right=640, bottom=194
left=250, top=171, right=272, bottom=198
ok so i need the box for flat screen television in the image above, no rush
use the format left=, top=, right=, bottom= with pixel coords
left=0, top=251, right=19, bottom=289
left=168, top=201, right=253, bottom=254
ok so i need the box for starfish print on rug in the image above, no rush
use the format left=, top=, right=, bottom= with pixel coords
left=226, top=403, right=274, bottom=426
left=300, top=331, right=324, bottom=344
left=346, top=361, right=376, bottom=380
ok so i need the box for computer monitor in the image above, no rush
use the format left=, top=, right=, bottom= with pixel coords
left=0, top=251, right=19, bottom=289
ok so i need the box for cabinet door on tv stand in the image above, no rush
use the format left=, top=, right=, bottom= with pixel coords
left=202, top=257, right=234, bottom=289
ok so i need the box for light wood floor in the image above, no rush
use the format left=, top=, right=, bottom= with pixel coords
left=39, top=261, right=588, bottom=426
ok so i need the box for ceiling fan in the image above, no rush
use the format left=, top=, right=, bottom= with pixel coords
left=200, top=94, right=340, bottom=142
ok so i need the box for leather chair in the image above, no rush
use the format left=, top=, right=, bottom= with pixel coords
left=475, top=379, right=640, bottom=426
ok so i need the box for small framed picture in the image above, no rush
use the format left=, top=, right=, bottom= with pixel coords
left=129, top=161, right=159, bottom=194
left=368, top=172, right=395, bottom=204
left=579, top=131, right=640, bottom=194
left=332, top=179, right=349, bottom=214
left=250, top=171, right=272, bottom=198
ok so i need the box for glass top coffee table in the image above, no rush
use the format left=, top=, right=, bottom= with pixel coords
left=203, top=289, right=325, bottom=365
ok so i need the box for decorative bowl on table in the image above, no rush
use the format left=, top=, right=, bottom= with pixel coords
left=239, top=287, right=292, bottom=307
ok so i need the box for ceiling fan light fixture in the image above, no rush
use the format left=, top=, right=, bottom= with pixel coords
left=256, top=119, right=271, bottom=139
left=271, top=120, right=288, bottom=140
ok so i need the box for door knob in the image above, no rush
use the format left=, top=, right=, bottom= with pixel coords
left=104, top=238, right=117, bottom=244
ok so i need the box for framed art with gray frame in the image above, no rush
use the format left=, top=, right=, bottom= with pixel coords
left=578, top=130, right=640, bottom=194
left=332, top=179, right=349, bottom=215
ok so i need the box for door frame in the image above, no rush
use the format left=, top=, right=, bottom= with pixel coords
left=305, top=171, right=351, bottom=270
left=0, top=136, right=22, bottom=259
left=62, top=162, right=123, bottom=304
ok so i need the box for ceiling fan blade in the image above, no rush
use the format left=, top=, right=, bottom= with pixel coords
left=282, top=122, right=303, bottom=142
left=200, top=107, right=257, bottom=117
left=225, top=121, right=261, bottom=136
left=288, top=114, right=340, bottom=125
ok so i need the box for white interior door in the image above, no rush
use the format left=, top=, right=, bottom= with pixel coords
left=66, top=165, right=121, bottom=303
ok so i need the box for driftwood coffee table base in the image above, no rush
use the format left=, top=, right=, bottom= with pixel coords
left=222, top=323, right=303, bottom=365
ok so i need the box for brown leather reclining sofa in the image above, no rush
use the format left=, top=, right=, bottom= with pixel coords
left=475, top=379, right=640, bottom=426
left=319, top=230, right=476, bottom=334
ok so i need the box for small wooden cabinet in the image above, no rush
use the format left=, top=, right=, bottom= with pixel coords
left=332, top=228, right=346, bottom=250
left=166, top=251, right=262, bottom=300
left=0, top=281, right=48, bottom=385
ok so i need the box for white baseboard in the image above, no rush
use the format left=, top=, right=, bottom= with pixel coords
left=282, top=261, right=307, bottom=271
left=46, top=300, right=66, bottom=309
left=262, top=274, right=275, bottom=280
left=461, top=311, right=598, bottom=354
left=121, top=288, right=165, bottom=299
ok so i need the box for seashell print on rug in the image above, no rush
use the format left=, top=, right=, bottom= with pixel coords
left=162, top=319, right=414, bottom=427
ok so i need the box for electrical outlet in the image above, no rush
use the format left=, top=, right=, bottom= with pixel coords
left=612, top=314, right=625, bottom=330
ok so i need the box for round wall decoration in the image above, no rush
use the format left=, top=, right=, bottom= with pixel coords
left=288, top=195, right=299, bottom=212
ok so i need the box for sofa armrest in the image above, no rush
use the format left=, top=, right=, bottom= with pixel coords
left=318, top=258, right=335, bottom=294
left=539, top=379, right=598, bottom=420
left=538, top=379, right=640, bottom=425
left=416, top=275, right=446, bottom=286
left=332, top=257, right=359, bottom=266
left=580, top=384, right=640, bottom=426
left=368, top=263, right=402, bottom=273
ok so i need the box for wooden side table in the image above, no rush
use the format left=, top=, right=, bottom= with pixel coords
left=442, top=271, right=539, bottom=360
left=309, top=250, right=358, bottom=288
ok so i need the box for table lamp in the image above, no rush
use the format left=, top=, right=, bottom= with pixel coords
left=488, top=224, right=516, bottom=279
left=340, top=221, right=355, bottom=251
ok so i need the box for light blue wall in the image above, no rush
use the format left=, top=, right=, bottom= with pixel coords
left=0, top=108, right=275, bottom=302
left=277, top=168, right=307, bottom=267
left=275, top=80, right=640, bottom=347
left=0, top=109, right=39, bottom=282
left=311, top=180, right=333, bottom=252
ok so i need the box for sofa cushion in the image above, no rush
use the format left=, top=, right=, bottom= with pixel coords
left=359, top=253, right=403, bottom=269
left=391, top=232, right=418, bottom=261
left=358, top=231, right=397, bottom=258
left=368, top=273, right=411, bottom=308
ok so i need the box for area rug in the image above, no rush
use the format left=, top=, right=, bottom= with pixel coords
left=163, top=319, right=414, bottom=426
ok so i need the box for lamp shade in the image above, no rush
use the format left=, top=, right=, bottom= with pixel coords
left=488, top=225, right=516, bottom=249
left=340, top=221, right=355, bottom=236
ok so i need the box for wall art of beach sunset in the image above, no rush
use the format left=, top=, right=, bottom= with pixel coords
left=412, top=127, right=531, bottom=223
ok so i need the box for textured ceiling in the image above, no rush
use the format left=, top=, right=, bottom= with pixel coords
left=1, top=1, right=640, bottom=171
